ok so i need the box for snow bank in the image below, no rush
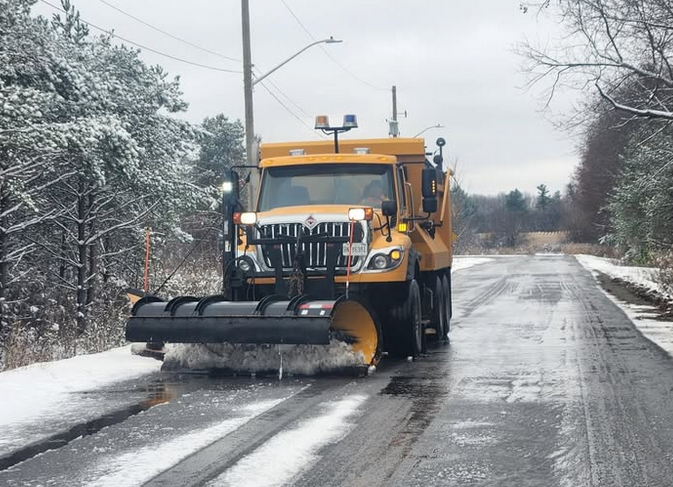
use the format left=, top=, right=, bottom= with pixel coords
left=452, top=256, right=493, bottom=273
left=575, top=254, right=664, bottom=295
left=164, top=341, right=366, bottom=375
left=209, top=394, right=367, bottom=487
left=0, top=345, right=160, bottom=455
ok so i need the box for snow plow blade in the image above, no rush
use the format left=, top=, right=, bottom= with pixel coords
left=126, top=294, right=381, bottom=365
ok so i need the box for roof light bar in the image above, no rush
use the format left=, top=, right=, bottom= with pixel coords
left=343, top=114, right=358, bottom=128
left=315, top=115, right=330, bottom=129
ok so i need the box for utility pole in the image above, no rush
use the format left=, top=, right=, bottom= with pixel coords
left=389, top=85, right=399, bottom=137
left=242, top=0, right=254, bottom=167
left=241, top=0, right=256, bottom=209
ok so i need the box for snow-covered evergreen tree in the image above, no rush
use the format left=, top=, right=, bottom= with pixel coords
left=607, top=127, right=673, bottom=261
left=0, top=0, right=217, bottom=366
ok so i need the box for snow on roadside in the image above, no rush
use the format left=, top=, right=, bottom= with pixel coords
left=452, top=256, right=493, bottom=273
left=0, top=345, right=161, bottom=456
left=575, top=254, right=665, bottom=296
left=85, top=398, right=288, bottom=487
left=575, top=254, right=673, bottom=357
left=208, top=394, right=367, bottom=487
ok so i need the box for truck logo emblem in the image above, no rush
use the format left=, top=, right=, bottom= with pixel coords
left=304, top=215, right=318, bottom=230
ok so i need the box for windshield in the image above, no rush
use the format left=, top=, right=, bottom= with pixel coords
left=258, top=163, right=395, bottom=211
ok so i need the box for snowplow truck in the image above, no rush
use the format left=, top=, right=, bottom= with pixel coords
left=126, top=136, right=453, bottom=368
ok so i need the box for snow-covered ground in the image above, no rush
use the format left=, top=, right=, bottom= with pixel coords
left=452, top=256, right=493, bottom=273
left=576, top=254, right=673, bottom=357
left=575, top=254, right=664, bottom=295
left=0, top=345, right=161, bottom=457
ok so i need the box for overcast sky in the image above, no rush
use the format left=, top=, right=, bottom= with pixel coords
left=33, top=0, right=578, bottom=195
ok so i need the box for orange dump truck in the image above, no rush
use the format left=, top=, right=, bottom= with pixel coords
left=126, top=128, right=453, bottom=368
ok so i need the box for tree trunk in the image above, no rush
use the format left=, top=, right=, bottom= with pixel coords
left=76, top=177, right=87, bottom=335
left=59, top=230, right=67, bottom=281
left=86, top=193, right=96, bottom=306
left=0, top=194, right=7, bottom=338
left=102, top=237, right=111, bottom=284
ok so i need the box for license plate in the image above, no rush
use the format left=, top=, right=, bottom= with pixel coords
left=343, top=242, right=368, bottom=256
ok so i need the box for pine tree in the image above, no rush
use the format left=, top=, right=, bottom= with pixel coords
left=536, top=184, right=551, bottom=210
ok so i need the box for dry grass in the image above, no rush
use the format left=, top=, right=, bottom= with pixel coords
left=526, top=231, right=570, bottom=246
left=558, top=243, right=620, bottom=258
left=459, top=232, right=619, bottom=257
left=2, top=322, right=56, bottom=370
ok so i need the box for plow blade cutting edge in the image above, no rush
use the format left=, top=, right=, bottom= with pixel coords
left=125, top=294, right=381, bottom=366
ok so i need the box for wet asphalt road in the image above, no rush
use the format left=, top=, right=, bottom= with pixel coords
left=3, top=255, right=673, bottom=486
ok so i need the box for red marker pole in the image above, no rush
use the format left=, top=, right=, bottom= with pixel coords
left=143, top=227, right=151, bottom=293
left=345, top=219, right=355, bottom=299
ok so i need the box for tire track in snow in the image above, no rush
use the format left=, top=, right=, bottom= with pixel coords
left=144, top=377, right=375, bottom=487
left=206, top=394, right=367, bottom=487
left=83, top=398, right=290, bottom=487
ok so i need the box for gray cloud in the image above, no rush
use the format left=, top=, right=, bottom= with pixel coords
left=32, top=0, right=579, bottom=195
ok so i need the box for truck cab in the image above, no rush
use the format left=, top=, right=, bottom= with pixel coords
left=232, top=138, right=453, bottom=357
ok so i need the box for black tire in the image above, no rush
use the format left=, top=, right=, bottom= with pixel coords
left=441, top=274, right=452, bottom=339
left=429, top=276, right=446, bottom=341
left=389, top=279, right=423, bottom=358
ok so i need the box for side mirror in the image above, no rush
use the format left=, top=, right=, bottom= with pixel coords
left=422, top=168, right=437, bottom=198
left=422, top=167, right=438, bottom=214
left=381, top=200, right=397, bottom=217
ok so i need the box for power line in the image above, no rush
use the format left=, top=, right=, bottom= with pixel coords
left=256, top=80, right=323, bottom=138
left=254, top=67, right=313, bottom=120
left=280, top=0, right=388, bottom=92
left=96, top=0, right=241, bottom=63
left=39, top=0, right=242, bottom=73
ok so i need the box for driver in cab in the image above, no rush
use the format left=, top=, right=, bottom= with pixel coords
left=359, top=180, right=388, bottom=207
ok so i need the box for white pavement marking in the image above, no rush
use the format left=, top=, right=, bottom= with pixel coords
left=208, top=394, right=367, bottom=487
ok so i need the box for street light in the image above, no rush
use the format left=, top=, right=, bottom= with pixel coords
left=240, top=1, right=343, bottom=208
left=253, top=37, right=342, bottom=86
left=413, top=124, right=444, bottom=138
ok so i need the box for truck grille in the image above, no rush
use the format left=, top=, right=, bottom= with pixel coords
left=258, top=222, right=364, bottom=269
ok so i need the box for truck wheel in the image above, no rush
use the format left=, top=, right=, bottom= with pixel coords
left=441, top=274, right=452, bottom=339
left=389, top=279, right=423, bottom=358
left=430, top=276, right=446, bottom=341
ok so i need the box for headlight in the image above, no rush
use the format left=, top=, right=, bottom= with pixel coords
left=221, top=181, right=233, bottom=193
left=372, top=254, right=389, bottom=269
left=234, top=212, right=257, bottom=225
left=366, top=248, right=404, bottom=272
left=238, top=258, right=252, bottom=273
left=348, top=207, right=374, bottom=221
